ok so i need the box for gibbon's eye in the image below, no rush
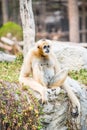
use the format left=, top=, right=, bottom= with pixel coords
left=43, top=45, right=47, bottom=49
left=48, top=45, right=50, bottom=48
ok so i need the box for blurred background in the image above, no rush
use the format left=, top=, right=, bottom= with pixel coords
left=0, top=0, right=87, bottom=42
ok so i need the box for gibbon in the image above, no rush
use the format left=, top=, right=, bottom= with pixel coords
left=19, top=39, right=80, bottom=117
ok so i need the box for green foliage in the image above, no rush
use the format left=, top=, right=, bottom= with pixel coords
left=0, top=53, right=23, bottom=82
left=0, top=22, right=23, bottom=40
left=69, top=69, right=87, bottom=85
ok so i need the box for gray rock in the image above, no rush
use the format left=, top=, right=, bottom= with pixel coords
left=0, top=51, right=16, bottom=62
left=52, top=41, right=87, bottom=70
left=38, top=77, right=87, bottom=130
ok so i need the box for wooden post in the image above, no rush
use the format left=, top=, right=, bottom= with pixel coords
left=82, top=1, right=86, bottom=42
left=2, top=0, right=8, bottom=24
left=68, top=0, right=80, bottom=43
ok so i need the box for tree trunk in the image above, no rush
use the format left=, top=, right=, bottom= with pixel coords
left=68, top=0, right=80, bottom=43
left=19, top=0, right=35, bottom=57
left=82, top=1, right=86, bottom=42
left=2, top=0, right=8, bottom=24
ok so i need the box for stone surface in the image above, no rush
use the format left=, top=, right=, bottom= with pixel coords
left=38, top=77, right=87, bottom=130
left=51, top=41, right=87, bottom=70
left=0, top=51, right=16, bottom=62
left=40, top=88, right=68, bottom=130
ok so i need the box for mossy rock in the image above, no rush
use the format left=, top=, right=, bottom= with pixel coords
left=0, top=81, right=42, bottom=130
left=0, top=22, right=23, bottom=41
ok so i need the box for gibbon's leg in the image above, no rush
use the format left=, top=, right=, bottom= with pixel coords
left=49, top=68, right=80, bottom=117
left=19, top=77, right=47, bottom=103
left=49, top=68, right=68, bottom=88
left=62, top=79, right=80, bottom=117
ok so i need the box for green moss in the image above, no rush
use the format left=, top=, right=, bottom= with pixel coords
left=69, top=69, right=87, bottom=85
left=0, top=22, right=23, bottom=40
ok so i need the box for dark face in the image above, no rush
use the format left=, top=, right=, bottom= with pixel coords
left=43, top=44, right=50, bottom=54
left=37, top=39, right=51, bottom=56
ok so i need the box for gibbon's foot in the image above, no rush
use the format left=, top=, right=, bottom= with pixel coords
left=41, top=88, right=48, bottom=104
left=39, top=97, right=48, bottom=104
left=71, top=106, right=79, bottom=118
left=41, top=97, right=48, bottom=104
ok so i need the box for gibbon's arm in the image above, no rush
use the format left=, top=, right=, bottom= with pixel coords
left=52, top=53, right=61, bottom=73
left=19, top=51, right=32, bottom=78
left=19, top=50, right=47, bottom=103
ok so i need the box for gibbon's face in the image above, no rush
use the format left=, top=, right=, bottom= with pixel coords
left=37, top=39, right=51, bottom=56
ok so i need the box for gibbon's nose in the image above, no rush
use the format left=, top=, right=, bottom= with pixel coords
left=46, top=49, right=50, bottom=53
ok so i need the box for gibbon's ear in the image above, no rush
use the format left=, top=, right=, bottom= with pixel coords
left=37, top=45, right=40, bottom=49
